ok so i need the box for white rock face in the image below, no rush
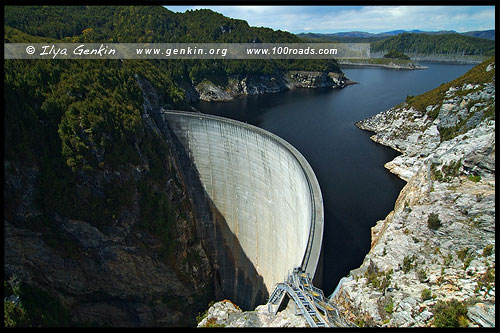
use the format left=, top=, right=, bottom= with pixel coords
left=334, top=60, right=495, bottom=328
left=197, top=59, right=496, bottom=328
left=197, top=300, right=308, bottom=327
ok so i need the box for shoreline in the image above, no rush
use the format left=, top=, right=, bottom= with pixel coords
left=338, top=60, right=427, bottom=70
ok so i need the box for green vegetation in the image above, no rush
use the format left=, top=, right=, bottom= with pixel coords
left=482, top=244, right=494, bottom=257
left=364, top=265, right=393, bottom=292
left=404, top=57, right=494, bottom=115
left=402, top=255, right=416, bottom=273
left=372, top=32, right=495, bottom=57
left=354, top=318, right=366, bottom=327
left=456, top=247, right=475, bottom=270
left=468, top=174, right=482, bottom=182
left=417, top=269, right=428, bottom=282
left=384, top=298, right=394, bottom=314
left=442, top=253, right=453, bottom=267
left=427, top=213, right=442, bottom=230
left=3, top=6, right=348, bottom=326
left=383, top=49, right=410, bottom=60
left=138, top=181, right=178, bottom=259
left=431, top=160, right=462, bottom=182
left=432, top=299, right=469, bottom=327
left=475, top=267, right=495, bottom=294
left=4, top=5, right=342, bottom=242
left=421, top=288, right=432, bottom=301
left=403, top=57, right=495, bottom=142
left=364, top=264, right=393, bottom=292
left=4, top=6, right=341, bottom=83
left=299, top=32, right=495, bottom=59
left=341, top=57, right=414, bottom=66
left=4, top=282, right=72, bottom=327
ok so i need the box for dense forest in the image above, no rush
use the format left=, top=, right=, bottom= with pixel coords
left=4, top=5, right=345, bottom=327
left=298, top=31, right=495, bottom=57
left=371, top=32, right=495, bottom=56
left=4, top=5, right=342, bottom=177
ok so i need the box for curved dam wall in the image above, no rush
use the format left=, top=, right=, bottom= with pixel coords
left=163, top=111, right=323, bottom=308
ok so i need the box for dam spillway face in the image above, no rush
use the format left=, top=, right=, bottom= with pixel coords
left=164, top=111, right=323, bottom=309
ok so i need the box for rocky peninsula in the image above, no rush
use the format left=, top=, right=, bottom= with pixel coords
left=191, top=71, right=353, bottom=102
left=338, top=58, right=427, bottom=70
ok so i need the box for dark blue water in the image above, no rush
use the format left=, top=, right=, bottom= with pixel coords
left=194, top=62, right=474, bottom=296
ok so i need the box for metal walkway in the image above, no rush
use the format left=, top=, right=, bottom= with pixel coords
left=267, top=267, right=353, bottom=327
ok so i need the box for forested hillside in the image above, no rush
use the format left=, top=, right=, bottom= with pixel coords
left=298, top=31, right=495, bottom=59
left=4, top=5, right=344, bottom=327
left=371, top=32, right=495, bottom=57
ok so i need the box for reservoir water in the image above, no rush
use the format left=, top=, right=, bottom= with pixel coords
left=194, top=62, right=475, bottom=296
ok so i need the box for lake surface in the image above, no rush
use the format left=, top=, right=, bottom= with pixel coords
left=194, top=62, right=475, bottom=296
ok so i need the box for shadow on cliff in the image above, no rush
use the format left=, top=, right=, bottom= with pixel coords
left=156, top=111, right=269, bottom=311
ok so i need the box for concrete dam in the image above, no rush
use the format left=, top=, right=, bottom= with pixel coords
left=162, top=111, right=323, bottom=310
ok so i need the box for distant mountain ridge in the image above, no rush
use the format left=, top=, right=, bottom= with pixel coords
left=298, top=29, right=495, bottom=40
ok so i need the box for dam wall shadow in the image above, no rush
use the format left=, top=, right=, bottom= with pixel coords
left=154, top=110, right=267, bottom=310
left=151, top=109, right=323, bottom=310
left=165, top=111, right=324, bottom=307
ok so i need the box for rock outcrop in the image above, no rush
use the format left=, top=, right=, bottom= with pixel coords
left=330, top=58, right=495, bottom=328
left=194, top=71, right=351, bottom=102
left=195, top=58, right=496, bottom=329
left=196, top=299, right=308, bottom=327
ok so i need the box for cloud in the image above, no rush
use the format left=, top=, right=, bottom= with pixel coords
left=165, top=5, right=495, bottom=34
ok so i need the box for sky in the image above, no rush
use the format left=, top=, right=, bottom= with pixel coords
left=165, top=5, right=495, bottom=34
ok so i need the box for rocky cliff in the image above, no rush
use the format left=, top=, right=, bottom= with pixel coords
left=4, top=76, right=216, bottom=327
left=330, top=58, right=495, bottom=328
left=195, top=58, right=495, bottom=328
left=196, top=299, right=308, bottom=327
left=194, top=71, right=351, bottom=102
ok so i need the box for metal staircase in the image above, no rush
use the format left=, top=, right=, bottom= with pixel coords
left=267, top=267, right=353, bottom=327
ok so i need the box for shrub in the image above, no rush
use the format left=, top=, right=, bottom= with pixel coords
left=421, top=288, right=432, bottom=301
left=417, top=269, right=428, bottom=282
left=432, top=299, right=469, bottom=327
left=457, top=247, right=475, bottom=270
left=3, top=281, right=71, bottom=327
left=427, top=213, right=442, bottom=230
left=4, top=299, right=30, bottom=327
left=402, top=255, right=416, bottom=273
left=202, top=317, right=225, bottom=328
left=384, top=49, right=410, bottom=60
left=468, top=174, right=481, bottom=182
left=457, top=247, right=470, bottom=261
left=364, top=265, right=393, bottom=292
left=476, top=267, right=495, bottom=294
left=384, top=299, right=394, bottom=314
left=482, top=244, right=494, bottom=257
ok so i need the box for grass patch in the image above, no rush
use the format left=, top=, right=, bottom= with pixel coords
left=468, top=174, right=481, bottom=182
